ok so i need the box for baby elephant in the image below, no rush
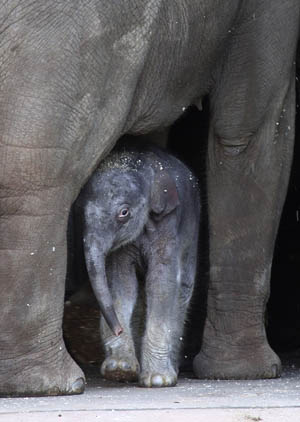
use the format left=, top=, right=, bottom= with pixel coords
left=76, top=141, right=200, bottom=387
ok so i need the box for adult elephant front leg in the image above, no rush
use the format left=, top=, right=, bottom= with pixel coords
left=0, top=104, right=129, bottom=396
left=0, top=30, right=93, bottom=393
left=0, top=183, right=86, bottom=396
left=0, top=81, right=128, bottom=395
left=0, top=0, right=146, bottom=393
left=194, top=4, right=299, bottom=379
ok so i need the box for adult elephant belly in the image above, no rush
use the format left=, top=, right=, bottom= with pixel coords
left=123, top=16, right=227, bottom=134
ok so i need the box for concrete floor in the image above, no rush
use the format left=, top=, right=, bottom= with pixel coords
left=1, top=358, right=300, bottom=421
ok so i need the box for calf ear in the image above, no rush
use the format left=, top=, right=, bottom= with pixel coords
left=150, top=170, right=180, bottom=220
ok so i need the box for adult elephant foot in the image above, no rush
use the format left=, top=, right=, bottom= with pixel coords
left=193, top=337, right=281, bottom=380
left=191, top=264, right=284, bottom=381
left=192, top=268, right=283, bottom=381
left=0, top=342, right=85, bottom=397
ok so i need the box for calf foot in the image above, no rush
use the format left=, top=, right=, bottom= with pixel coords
left=193, top=340, right=281, bottom=380
left=101, top=331, right=140, bottom=382
left=139, top=359, right=177, bottom=388
left=101, top=355, right=140, bottom=382
left=139, top=370, right=177, bottom=387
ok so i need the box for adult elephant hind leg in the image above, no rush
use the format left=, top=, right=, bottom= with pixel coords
left=193, top=1, right=299, bottom=379
left=193, top=73, right=296, bottom=380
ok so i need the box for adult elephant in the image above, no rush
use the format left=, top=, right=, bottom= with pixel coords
left=0, top=1, right=299, bottom=396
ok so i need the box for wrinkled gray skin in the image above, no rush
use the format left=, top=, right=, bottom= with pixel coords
left=0, top=0, right=299, bottom=396
left=75, top=142, right=200, bottom=387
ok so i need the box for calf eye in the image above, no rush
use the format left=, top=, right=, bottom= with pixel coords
left=117, top=207, right=130, bottom=222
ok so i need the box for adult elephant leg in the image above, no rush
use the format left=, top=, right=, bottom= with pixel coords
left=194, top=76, right=296, bottom=379
left=0, top=40, right=94, bottom=393
left=0, top=12, right=140, bottom=394
left=0, top=182, right=85, bottom=396
left=0, top=81, right=128, bottom=395
left=193, top=3, right=299, bottom=379
left=0, top=85, right=132, bottom=395
left=0, top=64, right=115, bottom=395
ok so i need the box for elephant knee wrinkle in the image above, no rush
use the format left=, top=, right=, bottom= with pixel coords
left=214, top=134, right=253, bottom=157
